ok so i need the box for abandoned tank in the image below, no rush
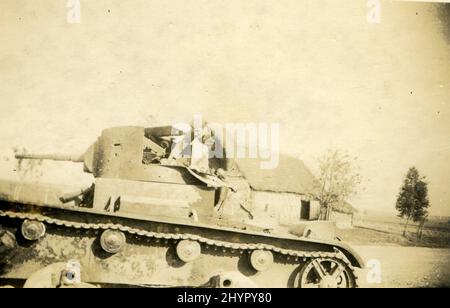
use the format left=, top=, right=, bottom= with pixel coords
left=0, top=123, right=364, bottom=288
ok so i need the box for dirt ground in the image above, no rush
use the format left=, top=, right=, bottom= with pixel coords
left=336, top=224, right=450, bottom=287
left=354, top=245, right=450, bottom=288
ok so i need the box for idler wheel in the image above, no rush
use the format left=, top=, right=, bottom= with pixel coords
left=21, top=220, right=46, bottom=241
left=250, top=250, right=274, bottom=272
left=298, top=258, right=356, bottom=288
left=176, top=240, right=201, bottom=262
left=100, top=230, right=126, bottom=254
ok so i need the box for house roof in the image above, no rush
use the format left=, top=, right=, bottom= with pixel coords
left=233, top=154, right=318, bottom=195
left=334, top=201, right=358, bottom=214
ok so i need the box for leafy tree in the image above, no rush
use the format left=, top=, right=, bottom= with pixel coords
left=416, top=215, right=428, bottom=240
left=395, top=167, right=430, bottom=236
left=312, top=148, right=361, bottom=220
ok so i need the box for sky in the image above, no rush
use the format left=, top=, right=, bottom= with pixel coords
left=0, top=0, right=449, bottom=216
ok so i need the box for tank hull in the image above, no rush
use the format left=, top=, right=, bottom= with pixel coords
left=0, top=179, right=363, bottom=287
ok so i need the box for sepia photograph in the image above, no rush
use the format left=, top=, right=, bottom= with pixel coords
left=0, top=0, right=449, bottom=291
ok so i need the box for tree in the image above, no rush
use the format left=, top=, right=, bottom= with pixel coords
left=312, top=148, right=361, bottom=220
left=395, top=167, right=430, bottom=236
left=416, top=215, right=428, bottom=240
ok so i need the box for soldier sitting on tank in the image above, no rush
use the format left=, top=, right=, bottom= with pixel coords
left=165, top=122, right=216, bottom=174
left=190, top=124, right=215, bottom=174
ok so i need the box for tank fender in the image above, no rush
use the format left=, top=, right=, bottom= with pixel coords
left=331, top=242, right=365, bottom=269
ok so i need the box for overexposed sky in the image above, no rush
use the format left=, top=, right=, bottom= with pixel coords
left=0, top=1, right=449, bottom=215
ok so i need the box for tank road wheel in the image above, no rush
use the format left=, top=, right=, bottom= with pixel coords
left=21, top=220, right=46, bottom=241
left=298, top=258, right=356, bottom=288
left=100, top=230, right=126, bottom=254
left=250, top=250, right=274, bottom=272
left=176, top=240, right=201, bottom=262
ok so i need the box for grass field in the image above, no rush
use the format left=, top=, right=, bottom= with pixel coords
left=336, top=212, right=450, bottom=248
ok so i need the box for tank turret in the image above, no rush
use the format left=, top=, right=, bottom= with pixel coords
left=12, top=125, right=192, bottom=182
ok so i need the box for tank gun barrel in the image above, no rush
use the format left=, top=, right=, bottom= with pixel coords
left=14, top=153, right=84, bottom=163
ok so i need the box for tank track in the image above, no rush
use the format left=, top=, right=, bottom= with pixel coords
left=0, top=210, right=358, bottom=287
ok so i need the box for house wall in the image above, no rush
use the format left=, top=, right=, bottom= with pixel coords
left=251, top=191, right=320, bottom=226
left=330, top=211, right=353, bottom=229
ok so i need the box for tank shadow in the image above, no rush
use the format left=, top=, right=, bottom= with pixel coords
left=237, top=253, right=257, bottom=276
left=165, top=245, right=185, bottom=268
left=91, top=236, right=113, bottom=260
left=287, top=263, right=305, bottom=288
